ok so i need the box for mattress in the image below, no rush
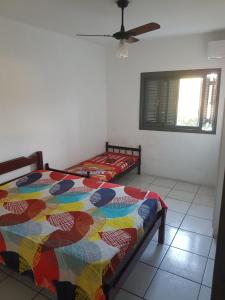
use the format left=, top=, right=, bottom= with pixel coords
left=0, top=170, right=166, bottom=300
left=66, top=151, right=139, bottom=181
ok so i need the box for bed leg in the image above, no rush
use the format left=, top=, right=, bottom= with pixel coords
left=36, top=151, right=43, bottom=169
left=138, top=145, right=141, bottom=175
left=158, top=209, right=167, bottom=244
left=138, top=163, right=141, bottom=175
left=45, top=163, right=50, bottom=170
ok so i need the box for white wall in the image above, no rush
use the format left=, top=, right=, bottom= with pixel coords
left=0, top=16, right=107, bottom=182
left=213, top=101, right=225, bottom=236
left=106, top=33, right=225, bottom=186
left=213, top=56, right=225, bottom=235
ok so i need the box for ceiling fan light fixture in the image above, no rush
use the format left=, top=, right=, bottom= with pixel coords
left=116, top=39, right=128, bottom=58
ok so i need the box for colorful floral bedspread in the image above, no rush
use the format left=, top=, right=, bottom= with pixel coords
left=0, top=170, right=166, bottom=300
left=66, top=152, right=139, bottom=181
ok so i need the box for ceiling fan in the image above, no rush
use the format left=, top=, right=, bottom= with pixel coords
left=77, top=0, right=160, bottom=58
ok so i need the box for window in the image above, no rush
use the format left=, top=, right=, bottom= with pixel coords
left=139, top=69, right=221, bottom=134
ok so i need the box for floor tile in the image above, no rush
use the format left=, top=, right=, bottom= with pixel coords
left=168, top=190, right=196, bottom=202
left=209, top=239, right=217, bottom=259
left=152, top=177, right=176, bottom=188
left=166, top=210, right=185, bottom=228
left=10, top=271, right=41, bottom=292
left=193, top=194, right=215, bottom=208
left=115, top=289, right=142, bottom=300
left=123, top=262, right=157, bottom=297
left=145, top=269, right=200, bottom=300
left=198, top=285, right=211, bottom=300
left=149, top=184, right=171, bottom=197
left=0, top=277, right=36, bottom=299
left=140, top=240, right=169, bottom=267
left=33, top=293, right=49, bottom=300
left=180, top=215, right=213, bottom=236
left=188, top=204, right=213, bottom=220
left=160, top=247, right=207, bottom=283
left=153, top=225, right=178, bottom=245
left=172, top=229, right=212, bottom=257
left=173, top=182, right=199, bottom=193
left=128, top=178, right=150, bottom=190
left=40, top=289, right=57, bottom=300
left=0, top=269, right=8, bottom=281
left=128, top=175, right=156, bottom=188
left=115, top=174, right=136, bottom=185
left=202, top=259, right=214, bottom=288
left=198, top=186, right=215, bottom=196
left=137, top=174, right=156, bottom=184
left=165, top=197, right=191, bottom=213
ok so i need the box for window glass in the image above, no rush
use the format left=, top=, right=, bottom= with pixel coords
left=176, top=78, right=203, bottom=127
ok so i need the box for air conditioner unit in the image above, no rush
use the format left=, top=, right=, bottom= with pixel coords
left=208, top=40, right=225, bottom=59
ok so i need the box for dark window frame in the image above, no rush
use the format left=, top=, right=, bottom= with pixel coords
left=139, top=68, right=221, bottom=134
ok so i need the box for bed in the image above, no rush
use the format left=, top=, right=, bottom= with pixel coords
left=0, top=151, right=167, bottom=300
left=47, top=142, right=141, bottom=182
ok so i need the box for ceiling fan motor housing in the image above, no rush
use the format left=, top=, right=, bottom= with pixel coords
left=113, top=31, right=129, bottom=40
left=117, top=0, right=129, bottom=9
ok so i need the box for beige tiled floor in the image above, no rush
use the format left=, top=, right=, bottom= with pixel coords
left=115, top=173, right=215, bottom=300
left=0, top=173, right=216, bottom=300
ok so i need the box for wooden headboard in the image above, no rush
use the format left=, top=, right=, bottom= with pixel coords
left=0, top=151, right=43, bottom=184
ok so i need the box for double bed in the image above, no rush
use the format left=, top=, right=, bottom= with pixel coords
left=0, top=151, right=167, bottom=300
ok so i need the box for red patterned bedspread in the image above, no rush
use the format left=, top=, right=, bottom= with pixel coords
left=0, top=170, right=167, bottom=300
left=66, top=152, right=139, bottom=181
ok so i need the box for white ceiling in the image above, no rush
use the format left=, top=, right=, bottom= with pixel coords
left=0, top=0, right=225, bottom=45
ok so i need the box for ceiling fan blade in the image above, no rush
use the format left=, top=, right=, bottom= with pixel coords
left=126, top=22, right=160, bottom=36
left=76, top=34, right=113, bottom=37
left=126, top=36, right=139, bottom=43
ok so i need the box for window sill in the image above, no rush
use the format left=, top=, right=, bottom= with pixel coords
left=139, top=127, right=216, bottom=135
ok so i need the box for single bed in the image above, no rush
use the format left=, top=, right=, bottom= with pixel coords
left=48, top=142, right=141, bottom=182
left=0, top=151, right=167, bottom=300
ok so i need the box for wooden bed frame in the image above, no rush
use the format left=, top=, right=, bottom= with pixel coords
left=0, top=151, right=166, bottom=300
left=0, top=151, right=43, bottom=185
left=45, top=163, right=91, bottom=178
left=46, top=142, right=142, bottom=183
